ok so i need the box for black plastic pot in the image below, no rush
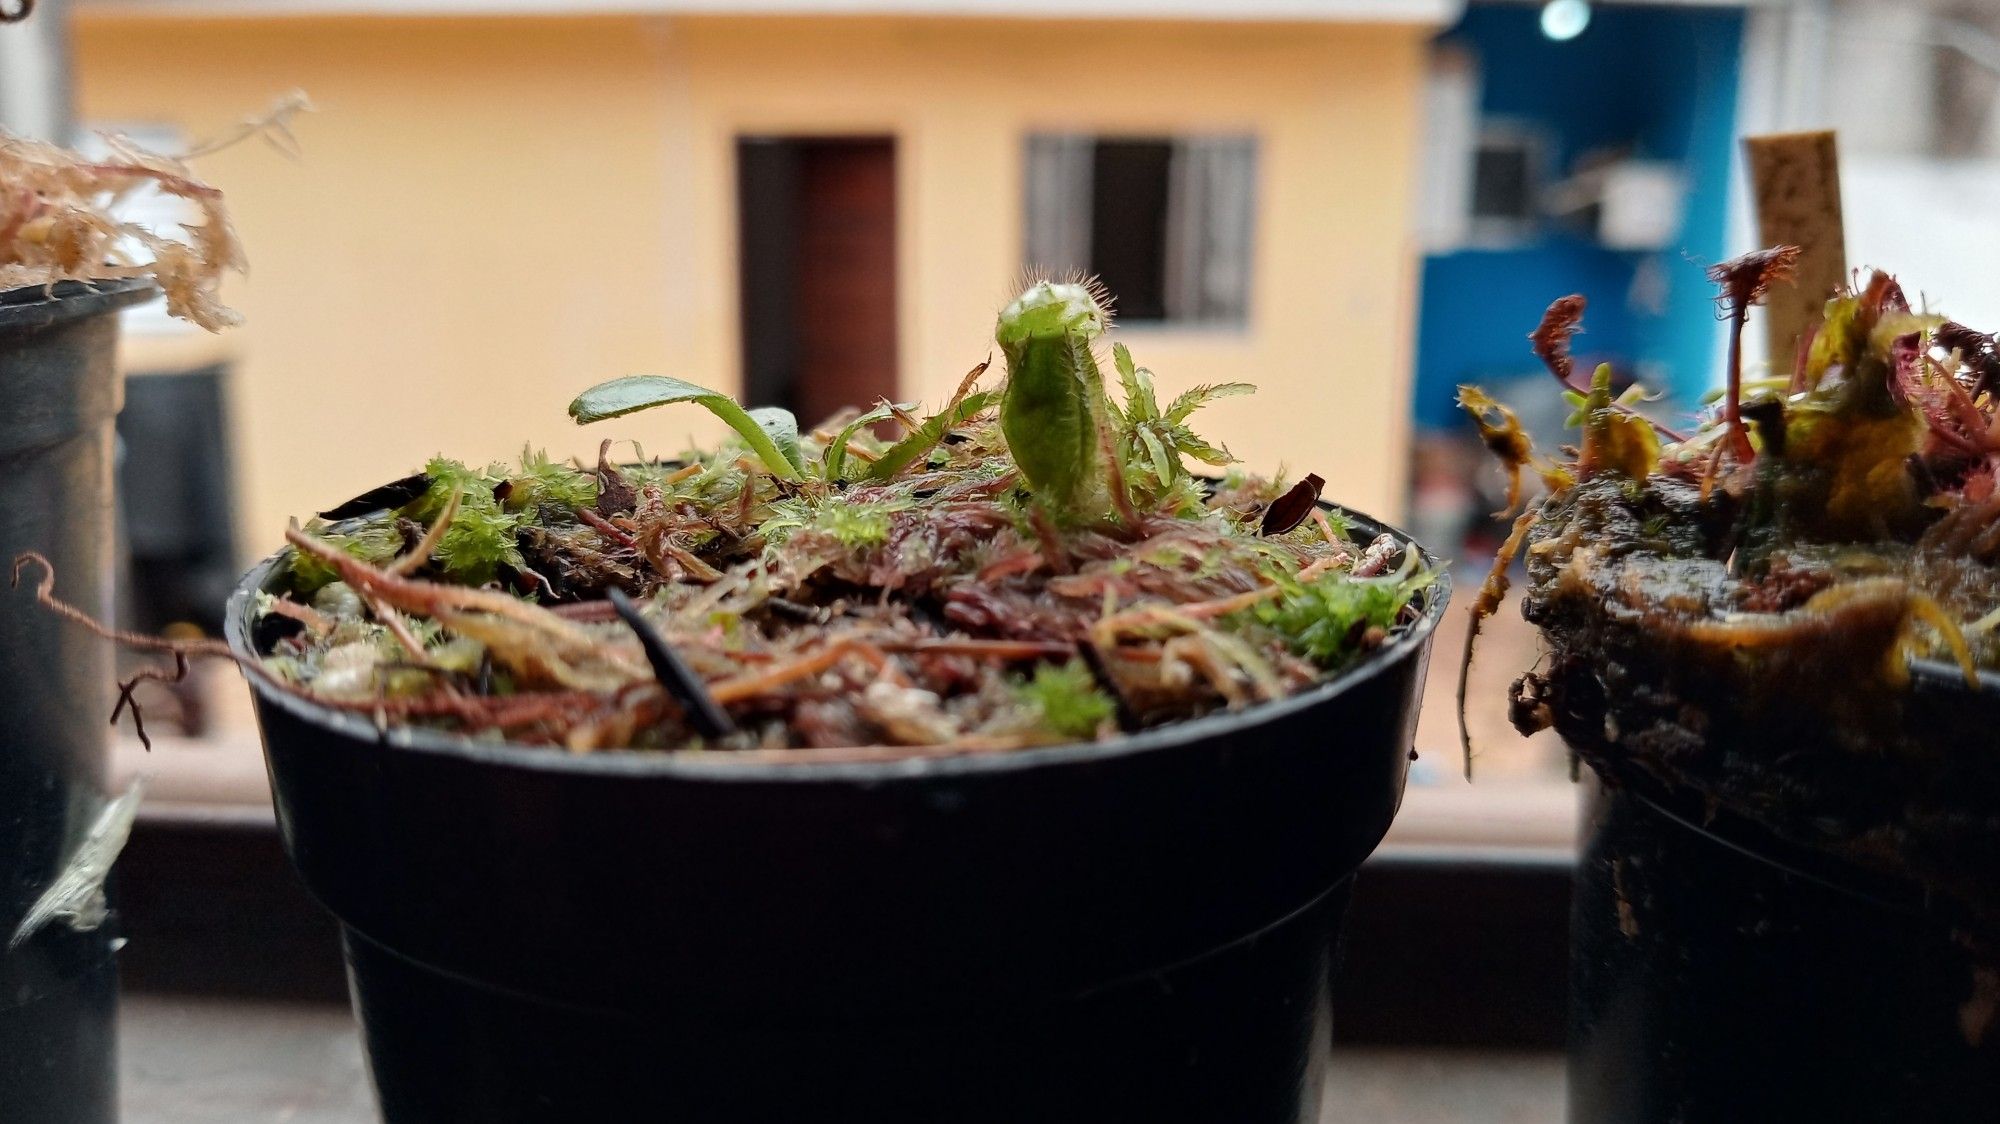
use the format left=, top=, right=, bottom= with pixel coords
left=225, top=505, right=1448, bottom=1123
left=1571, top=770, right=2000, bottom=1124
left=0, top=279, right=155, bottom=1124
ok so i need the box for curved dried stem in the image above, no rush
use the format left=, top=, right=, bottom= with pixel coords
left=368, top=597, right=433, bottom=665
left=13, top=551, right=268, bottom=749
left=13, top=552, right=232, bottom=661
left=1458, top=509, right=1539, bottom=780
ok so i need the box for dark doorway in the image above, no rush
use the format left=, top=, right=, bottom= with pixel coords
left=737, top=137, right=898, bottom=428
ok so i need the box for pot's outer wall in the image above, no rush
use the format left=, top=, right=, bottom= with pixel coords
left=1571, top=776, right=2000, bottom=1124
left=229, top=506, right=1447, bottom=1122
left=0, top=280, right=153, bottom=1124
left=342, top=884, right=1347, bottom=1122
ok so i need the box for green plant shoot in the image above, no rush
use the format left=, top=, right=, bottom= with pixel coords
left=996, top=280, right=1113, bottom=517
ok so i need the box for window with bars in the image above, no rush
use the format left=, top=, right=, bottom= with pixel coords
left=1023, top=133, right=1257, bottom=326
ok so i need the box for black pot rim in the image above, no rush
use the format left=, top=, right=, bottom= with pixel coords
left=1909, top=655, right=2000, bottom=696
left=0, top=278, right=156, bottom=333
left=224, top=501, right=1451, bottom=782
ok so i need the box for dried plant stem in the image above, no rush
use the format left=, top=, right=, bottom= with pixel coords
left=14, top=551, right=257, bottom=748
left=1092, top=556, right=1338, bottom=643
left=285, top=526, right=594, bottom=649
left=369, top=598, right=433, bottom=665
left=387, top=491, right=458, bottom=577
left=877, top=638, right=1072, bottom=660
left=577, top=507, right=638, bottom=550
left=1457, top=509, right=1539, bottom=780
left=264, top=596, right=333, bottom=636
left=709, top=639, right=885, bottom=705
left=13, top=552, right=231, bottom=662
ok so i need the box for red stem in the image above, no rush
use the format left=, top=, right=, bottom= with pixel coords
left=1725, top=308, right=1754, bottom=462
left=577, top=507, right=639, bottom=550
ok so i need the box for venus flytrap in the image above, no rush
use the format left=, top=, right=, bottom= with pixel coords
left=996, top=279, right=1117, bottom=520
left=995, top=280, right=1254, bottom=523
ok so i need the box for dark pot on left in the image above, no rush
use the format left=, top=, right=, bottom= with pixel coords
left=0, top=279, right=155, bottom=1124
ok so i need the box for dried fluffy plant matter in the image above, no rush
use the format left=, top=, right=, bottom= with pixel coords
left=0, top=91, right=309, bottom=331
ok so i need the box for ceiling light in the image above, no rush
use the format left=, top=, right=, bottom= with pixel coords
left=1541, top=0, right=1592, bottom=42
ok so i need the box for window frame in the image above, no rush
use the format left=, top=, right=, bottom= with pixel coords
left=1463, top=119, right=1551, bottom=249
left=1021, top=131, right=1260, bottom=330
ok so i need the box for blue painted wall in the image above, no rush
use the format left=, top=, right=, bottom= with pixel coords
left=1411, top=4, right=1745, bottom=431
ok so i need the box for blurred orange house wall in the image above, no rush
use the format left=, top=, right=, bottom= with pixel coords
left=72, top=3, right=1450, bottom=555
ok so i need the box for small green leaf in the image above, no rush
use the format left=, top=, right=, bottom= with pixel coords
left=863, top=391, right=997, bottom=482
left=1577, top=363, right=1659, bottom=481
left=1017, top=660, right=1115, bottom=740
left=1000, top=334, right=1103, bottom=509
left=824, top=400, right=912, bottom=482
left=509, top=446, right=597, bottom=511
left=1249, top=568, right=1427, bottom=669
left=568, top=376, right=802, bottom=480
left=436, top=503, right=527, bottom=585
left=1163, top=382, right=1254, bottom=424
left=285, top=519, right=404, bottom=594
left=1136, top=426, right=1174, bottom=486
left=1113, top=342, right=1160, bottom=423
left=1175, top=432, right=1237, bottom=467
left=1560, top=389, right=1589, bottom=427
left=818, top=501, right=901, bottom=548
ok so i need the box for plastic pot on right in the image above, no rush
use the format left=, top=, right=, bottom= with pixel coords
left=1571, top=770, right=2000, bottom=1124
left=1528, top=536, right=2000, bottom=1123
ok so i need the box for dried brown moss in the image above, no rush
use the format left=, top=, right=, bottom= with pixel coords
left=0, top=91, right=308, bottom=330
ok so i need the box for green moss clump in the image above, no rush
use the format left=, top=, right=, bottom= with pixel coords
left=510, top=447, right=598, bottom=512
left=1018, top=661, right=1116, bottom=740
left=285, top=521, right=404, bottom=594
left=1252, top=568, right=1431, bottom=669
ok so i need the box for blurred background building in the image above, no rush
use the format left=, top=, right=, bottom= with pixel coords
left=1408, top=0, right=1746, bottom=559
left=1411, top=0, right=2000, bottom=569
left=69, top=0, right=1452, bottom=593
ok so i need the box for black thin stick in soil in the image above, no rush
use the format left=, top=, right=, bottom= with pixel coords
left=606, top=588, right=737, bottom=740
